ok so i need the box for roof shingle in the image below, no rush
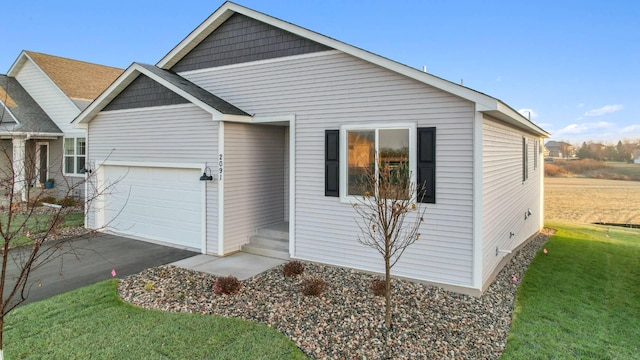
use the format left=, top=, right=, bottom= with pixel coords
left=25, top=51, right=123, bottom=103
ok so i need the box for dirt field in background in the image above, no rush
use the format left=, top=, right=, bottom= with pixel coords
left=545, top=177, right=640, bottom=224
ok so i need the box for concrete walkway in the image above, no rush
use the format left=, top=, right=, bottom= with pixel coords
left=171, top=252, right=286, bottom=280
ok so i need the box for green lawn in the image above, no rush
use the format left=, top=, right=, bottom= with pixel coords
left=4, top=279, right=308, bottom=359
left=0, top=212, right=84, bottom=247
left=503, top=221, right=640, bottom=359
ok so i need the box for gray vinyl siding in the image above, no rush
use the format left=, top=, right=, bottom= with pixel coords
left=482, top=116, right=542, bottom=285
left=171, top=13, right=331, bottom=72
left=182, top=51, right=475, bottom=286
left=223, top=122, right=286, bottom=253
left=103, top=75, right=189, bottom=111
left=86, top=104, right=220, bottom=253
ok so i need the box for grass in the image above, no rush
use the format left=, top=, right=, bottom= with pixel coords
left=0, top=212, right=84, bottom=247
left=503, top=221, right=640, bottom=359
left=545, top=177, right=640, bottom=224
left=4, top=279, right=308, bottom=359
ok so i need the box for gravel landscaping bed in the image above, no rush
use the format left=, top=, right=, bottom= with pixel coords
left=119, top=230, right=552, bottom=359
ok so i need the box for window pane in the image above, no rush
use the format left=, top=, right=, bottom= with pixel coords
left=64, top=138, right=75, bottom=156
left=64, top=156, right=74, bottom=173
left=76, top=138, right=86, bottom=155
left=77, top=156, right=86, bottom=173
left=347, top=130, right=374, bottom=196
left=379, top=129, right=410, bottom=197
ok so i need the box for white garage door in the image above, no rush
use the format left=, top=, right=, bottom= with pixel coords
left=101, top=165, right=202, bottom=250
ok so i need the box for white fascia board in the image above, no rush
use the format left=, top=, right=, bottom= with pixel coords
left=483, top=102, right=551, bottom=138
left=6, top=51, right=28, bottom=77
left=219, top=113, right=253, bottom=122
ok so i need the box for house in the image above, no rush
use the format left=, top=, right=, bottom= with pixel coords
left=74, top=2, right=549, bottom=295
left=0, top=51, right=122, bottom=201
left=544, top=140, right=574, bottom=158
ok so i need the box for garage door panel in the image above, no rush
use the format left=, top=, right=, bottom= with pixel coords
left=102, top=166, right=202, bottom=249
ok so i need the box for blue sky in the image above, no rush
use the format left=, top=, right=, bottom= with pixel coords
left=1, top=0, right=638, bottom=144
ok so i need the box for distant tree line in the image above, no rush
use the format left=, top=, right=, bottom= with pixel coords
left=575, top=139, right=638, bottom=162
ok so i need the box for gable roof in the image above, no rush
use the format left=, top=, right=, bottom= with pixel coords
left=8, top=51, right=123, bottom=109
left=0, top=74, right=62, bottom=134
left=74, top=63, right=250, bottom=124
left=156, top=1, right=549, bottom=137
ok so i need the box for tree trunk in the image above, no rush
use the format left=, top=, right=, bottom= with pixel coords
left=385, top=255, right=391, bottom=328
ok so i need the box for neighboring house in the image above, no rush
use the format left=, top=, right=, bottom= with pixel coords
left=545, top=140, right=574, bottom=158
left=74, top=2, right=549, bottom=295
left=0, top=51, right=122, bottom=201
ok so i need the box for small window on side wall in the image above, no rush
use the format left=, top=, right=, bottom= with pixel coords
left=522, top=137, right=529, bottom=182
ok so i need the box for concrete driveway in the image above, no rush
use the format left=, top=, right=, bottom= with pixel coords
left=4, top=233, right=197, bottom=306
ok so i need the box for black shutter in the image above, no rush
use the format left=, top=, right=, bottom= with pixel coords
left=417, top=127, right=436, bottom=203
left=325, top=130, right=339, bottom=197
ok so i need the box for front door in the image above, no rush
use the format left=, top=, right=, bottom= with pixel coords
left=36, top=142, right=49, bottom=185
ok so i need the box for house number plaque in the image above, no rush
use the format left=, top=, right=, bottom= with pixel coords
left=218, top=154, right=224, bottom=181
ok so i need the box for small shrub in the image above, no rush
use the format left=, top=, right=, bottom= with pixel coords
left=144, top=281, right=154, bottom=291
left=370, top=279, right=387, bottom=297
left=544, top=164, right=569, bottom=177
left=57, top=196, right=77, bottom=207
left=213, top=275, right=242, bottom=295
left=29, top=196, right=57, bottom=207
left=300, top=277, right=325, bottom=296
left=283, top=260, right=305, bottom=277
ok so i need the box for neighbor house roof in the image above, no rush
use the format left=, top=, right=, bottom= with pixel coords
left=74, top=63, right=251, bottom=124
left=0, top=74, right=62, bottom=135
left=156, top=1, right=549, bottom=137
left=8, top=51, right=123, bottom=110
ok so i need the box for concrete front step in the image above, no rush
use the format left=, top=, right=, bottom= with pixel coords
left=241, top=243, right=290, bottom=260
left=250, top=236, right=289, bottom=251
left=241, top=222, right=290, bottom=260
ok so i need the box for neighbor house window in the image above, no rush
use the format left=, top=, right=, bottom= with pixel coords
left=64, top=137, right=86, bottom=175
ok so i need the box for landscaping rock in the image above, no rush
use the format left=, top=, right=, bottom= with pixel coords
left=118, top=230, right=552, bottom=359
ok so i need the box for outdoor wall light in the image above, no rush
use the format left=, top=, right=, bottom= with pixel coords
left=200, top=167, right=214, bottom=181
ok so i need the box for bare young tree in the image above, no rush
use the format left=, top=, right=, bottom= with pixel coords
left=0, top=140, right=117, bottom=360
left=351, top=161, right=426, bottom=328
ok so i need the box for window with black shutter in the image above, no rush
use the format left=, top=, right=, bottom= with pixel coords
left=325, top=130, right=339, bottom=196
left=417, top=127, right=436, bottom=203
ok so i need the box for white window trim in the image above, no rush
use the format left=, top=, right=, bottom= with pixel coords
left=339, top=123, right=417, bottom=204
left=63, top=136, right=87, bottom=177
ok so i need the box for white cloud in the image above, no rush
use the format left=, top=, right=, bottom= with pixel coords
left=622, top=124, right=640, bottom=133
left=518, top=108, right=538, bottom=119
left=584, top=104, right=623, bottom=117
left=554, top=121, right=615, bottom=136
